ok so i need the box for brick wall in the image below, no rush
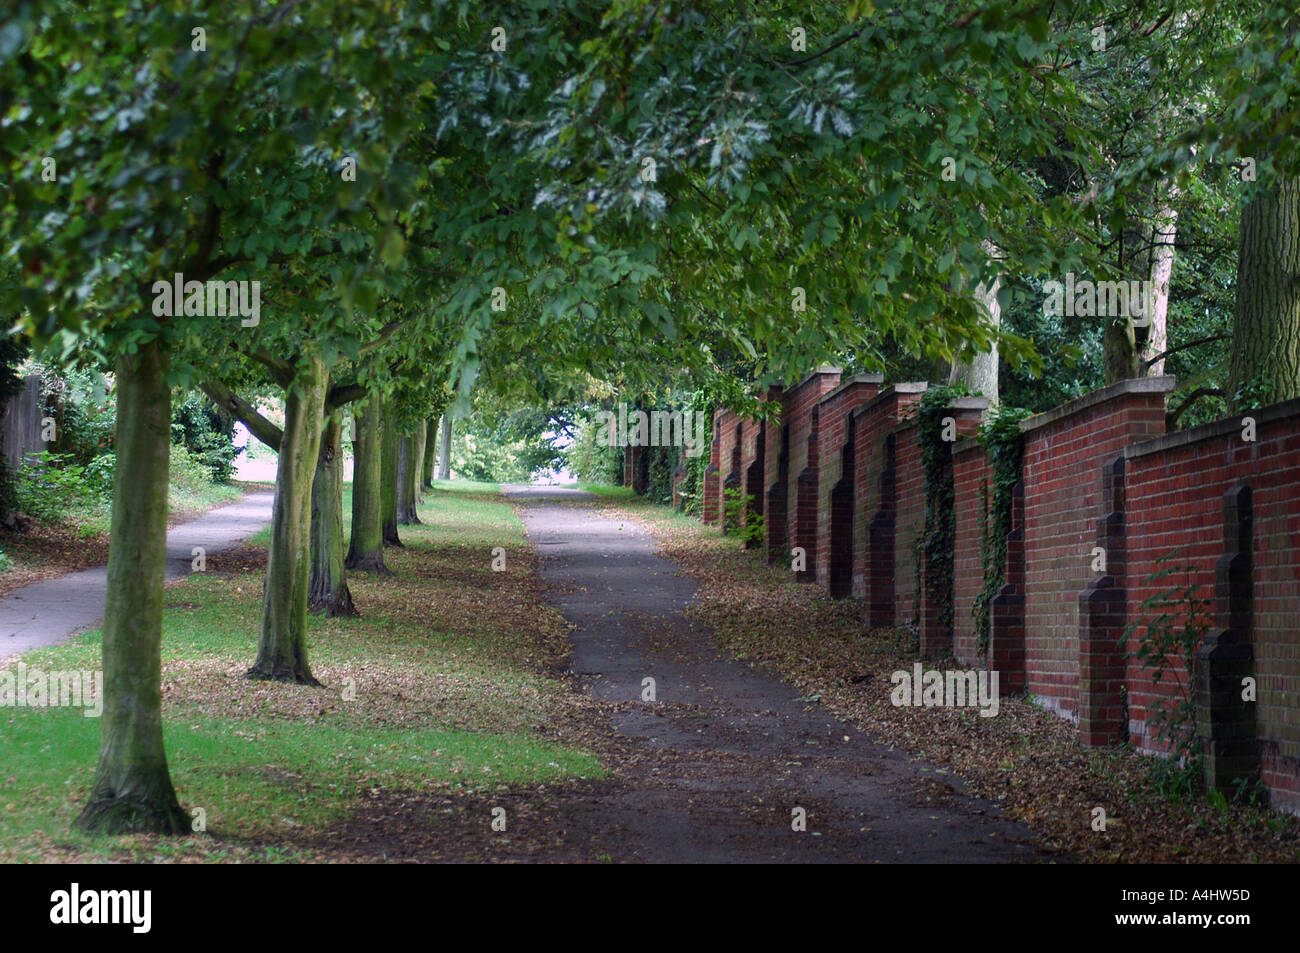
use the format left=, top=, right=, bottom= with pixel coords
left=892, top=421, right=925, bottom=626
left=764, top=369, right=841, bottom=572
left=1123, top=399, right=1300, bottom=812
left=953, top=438, right=988, bottom=666
left=1019, top=379, right=1175, bottom=722
left=854, top=384, right=927, bottom=622
left=814, top=374, right=883, bottom=588
left=685, top=374, right=1300, bottom=812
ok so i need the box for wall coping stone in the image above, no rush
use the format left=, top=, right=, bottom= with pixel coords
left=1125, top=395, right=1300, bottom=461
left=1020, top=376, right=1177, bottom=435
left=821, top=373, right=885, bottom=406
left=850, top=382, right=929, bottom=422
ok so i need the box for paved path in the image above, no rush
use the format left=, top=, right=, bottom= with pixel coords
left=502, top=484, right=1053, bottom=863
left=0, top=491, right=274, bottom=660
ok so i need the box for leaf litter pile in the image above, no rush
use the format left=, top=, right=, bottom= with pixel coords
left=597, top=498, right=1300, bottom=864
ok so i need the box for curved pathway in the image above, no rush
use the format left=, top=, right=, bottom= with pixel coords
left=0, top=490, right=274, bottom=661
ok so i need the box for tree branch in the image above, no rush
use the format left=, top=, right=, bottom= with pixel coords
left=200, top=380, right=284, bottom=451
left=357, top=320, right=405, bottom=358
left=1142, top=333, right=1229, bottom=368
left=1167, top=386, right=1226, bottom=429
left=327, top=382, right=368, bottom=409
left=246, top=350, right=296, bottom=387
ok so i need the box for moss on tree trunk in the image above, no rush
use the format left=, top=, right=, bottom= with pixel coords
left=1229, top=176, right=1300, bottom=408
left=345, top=395, right=390, bottom=574
left=309, top=411, right=357, bottom=616
left=396, top=434, right=421, bottom=524
left=248, top=353, right=327, bottom=684
left=422, top=416, right=437, bottom=489
left=412, top=417, right=427, bottom=502
left=381, top=397, right=402, bottom=546
left=76, top=338, right=189, bottom=835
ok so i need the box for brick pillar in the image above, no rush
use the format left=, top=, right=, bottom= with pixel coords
left=722, top=422, right=742, bottom=533
left=1078, top=456, right=1128, bottom=747
left=766, top=421, right=790, bottom=564
left=1195, top=482, right=1259, bottom=794
left=794, top=407, right=819, bottom=581
left=828, top=416, right=856, bottom=599
left=867, top=432, right=896, bottom=626
left=989, top=480, right=1026, bottom=693
left=702, top=410, right=721, bottom=525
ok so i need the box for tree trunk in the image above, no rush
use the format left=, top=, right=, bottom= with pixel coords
left=422, top=417, right=437, bottom=488
left=397, top=434, right=421, bottom=524
left=949, top=240, right=1000, bottom=403
left=381, top=398, right=402, bottom=546
left=436, top=414, right=451, bottom=479
left=248, top=354, right=327, bottom=684
left=308, top=411, right=357, bottom=616
left=411, top=418, right=427, bottom=502
left=76, top=338, right=188, bottom=835
left=1140, top=201, right=1178, bottom=376
left=1228, top=176, right=1300, bottom=409
left=345, top=395, right=390, bottom=574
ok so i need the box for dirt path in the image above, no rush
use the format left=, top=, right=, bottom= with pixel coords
left=0, top=490, right=274, bottom=662
left=500, top=485, right=1059, bottom=863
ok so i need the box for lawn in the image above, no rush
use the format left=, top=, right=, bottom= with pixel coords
left=0, top=480, right=604, bottom=862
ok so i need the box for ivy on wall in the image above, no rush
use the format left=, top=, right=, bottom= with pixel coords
left=972, top=404, right=1029, bottom=655
left=912, top=384, right=971, bottom=634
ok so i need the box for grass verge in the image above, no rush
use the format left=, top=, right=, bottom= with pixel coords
left=0, top=480, right=604, bottom=862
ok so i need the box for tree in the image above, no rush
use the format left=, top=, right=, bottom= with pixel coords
left=1, top=0, right=433, bottom=828
left=309, top=409, right=357, bottom=616
left=1227, top=176, right=1300, bottom=407
left=345, top=393, right=390, bottom=574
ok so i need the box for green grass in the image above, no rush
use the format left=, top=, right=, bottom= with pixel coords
left=578, top=482, right=638, bottom=500
left=2, top=706, right=598, bottom=858
left=0, top=478, right=603, bottom=862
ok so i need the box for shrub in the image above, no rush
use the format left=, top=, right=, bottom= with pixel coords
left=15, top=450, right=109, bottom=521
left=171, top=392, right=237, bottom=483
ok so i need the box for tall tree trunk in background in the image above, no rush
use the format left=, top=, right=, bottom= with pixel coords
left=950, top=240, right=1000, bottom=403
left=76, top=339, right=188, bottom=835
left=249, top=354, right=327, bottom=684
left=422, top=417, right=437, bottom=488
left=411, top=418, right=427, bottom=502
left=308, top=411, right=357, bottom=617
left=436, top=414, right=451, bottom=480
left=1228, top=176, right=1300, bottom=408
left=1107, top=185, right=1179, bottom=383
left=1140, top=201, right=1178, bottom=376
left=381, top=398, right=402, bottom=546
left=396, top=434, right=421, bottom=524
left=345, top=395, right=390, bottom=574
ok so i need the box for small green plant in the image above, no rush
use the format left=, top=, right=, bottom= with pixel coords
left=722, top=486, right=763, bottom=545
left=1122, top=547, right=1212, bottom=795
left=16, top=450, right=110, bottom=521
